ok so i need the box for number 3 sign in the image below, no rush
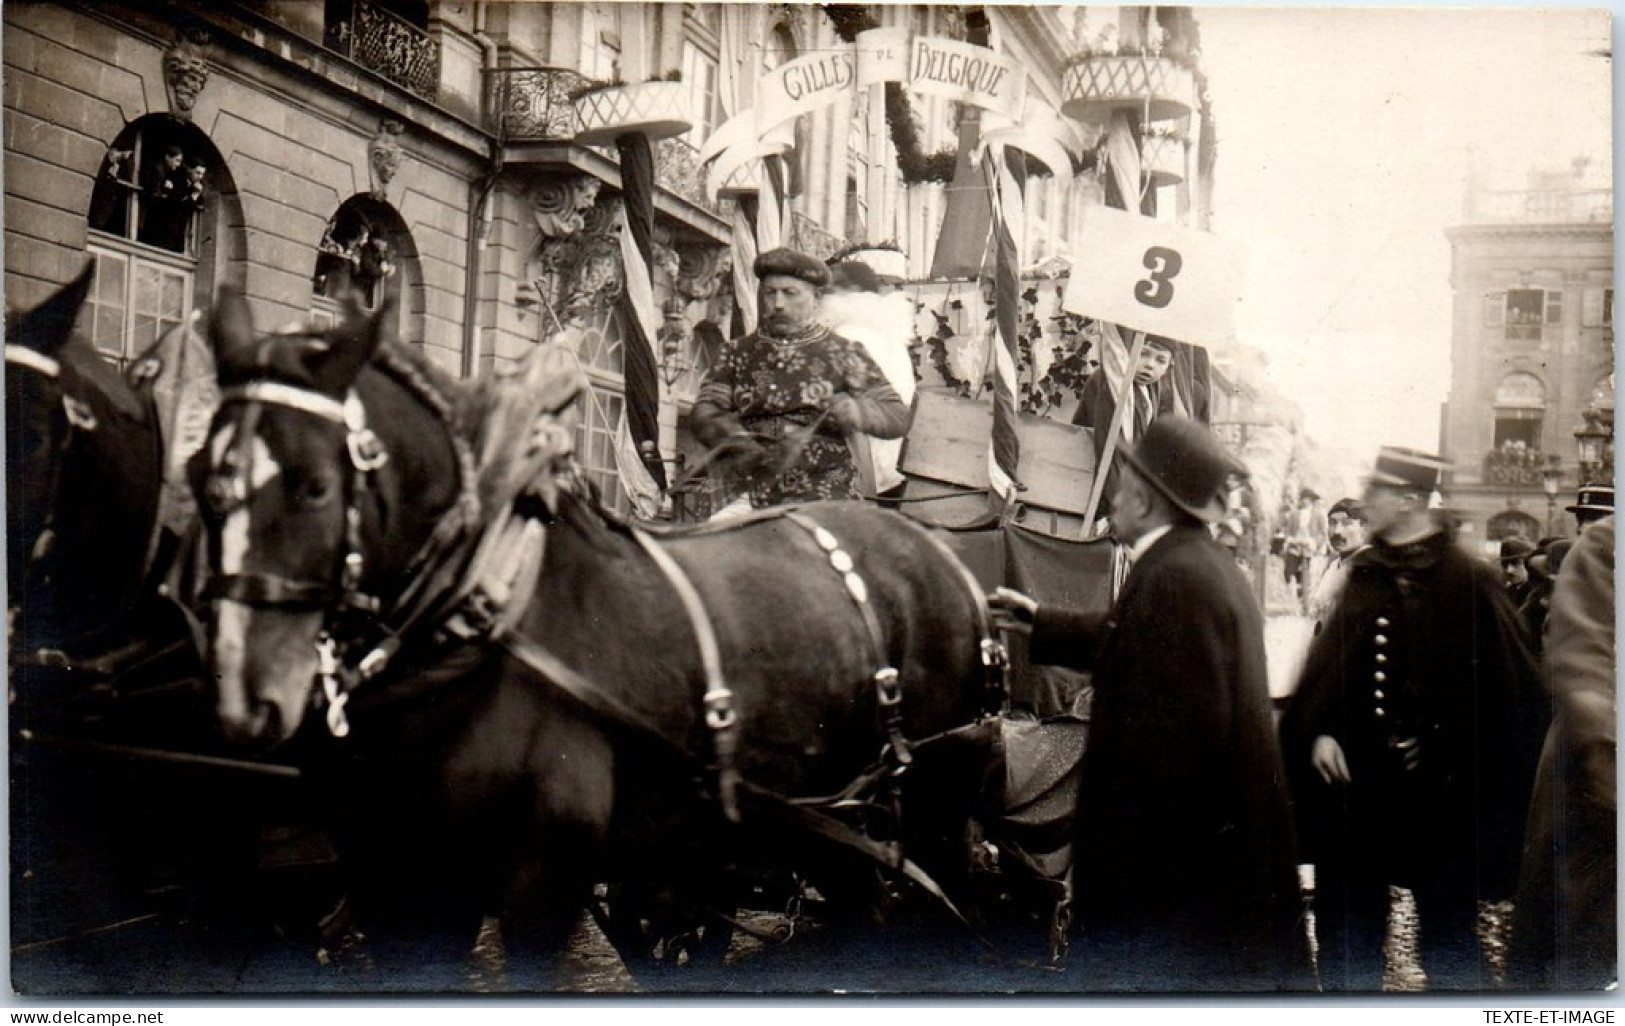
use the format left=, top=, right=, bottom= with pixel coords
left=1062, top=205, right=1244, bottom=348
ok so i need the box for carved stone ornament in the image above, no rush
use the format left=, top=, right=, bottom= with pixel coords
left=674, top=244, right=729, bottom=302
left=163, top=29, right=212, bottom=120
left=368, top=120, right=408, bottom=200
left=526, top=194, right=625, bottom=317
left=528, top=175, right=602, bottom=239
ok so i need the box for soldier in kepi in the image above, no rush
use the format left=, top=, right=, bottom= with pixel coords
left=1279, top=446, right=1547, bottom=991
left=691, top=247, right=910, bottom=515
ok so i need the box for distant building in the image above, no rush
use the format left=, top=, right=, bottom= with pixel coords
left=1441, top=158, right=1614, bottom=551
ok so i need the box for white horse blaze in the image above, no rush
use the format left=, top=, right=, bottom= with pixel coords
left=208, top=426, right=281, bottom=574
left=207, top=425, right=282, bottom=733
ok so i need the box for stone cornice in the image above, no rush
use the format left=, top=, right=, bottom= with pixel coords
left=1446, top=222, right=1613, bottom=241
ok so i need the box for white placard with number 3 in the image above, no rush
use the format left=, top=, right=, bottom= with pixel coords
left=1062, top=205, right=1245, bottom=349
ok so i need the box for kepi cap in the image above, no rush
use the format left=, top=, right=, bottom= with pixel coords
left=1565, top=482, right=1614, bottom=515
left=1370, top=445, right=1451, bottom=493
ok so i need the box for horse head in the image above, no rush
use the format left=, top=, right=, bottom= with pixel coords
left=6, top=265, right=161, bottom=645
left=196, top=288, right=422, bottom=748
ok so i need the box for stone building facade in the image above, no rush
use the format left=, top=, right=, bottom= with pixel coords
left=6, top=2, right=1212, bottom=519
left=1441, top=160, right=1614, bottom=549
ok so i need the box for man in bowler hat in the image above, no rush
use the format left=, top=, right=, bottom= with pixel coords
left=1280, top=445, right=1545, bottom=990
left=990, top=417, right=1312, bottom=991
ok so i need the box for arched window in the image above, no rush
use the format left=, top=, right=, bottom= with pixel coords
left=1492, top=371, right=1547, bottom=452
left=309, top=195, right=420, bottom=340
left=82, top=115, right=233, bottom=368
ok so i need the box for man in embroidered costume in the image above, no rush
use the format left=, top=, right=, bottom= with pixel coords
left=692, top=248, right=909, bottom=510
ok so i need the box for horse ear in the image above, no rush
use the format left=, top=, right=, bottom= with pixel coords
left=308, top=293, right=393, bottom=393
left=12, top=262, right=94, bottom=355
left=208, top=286, right=260, bottom=374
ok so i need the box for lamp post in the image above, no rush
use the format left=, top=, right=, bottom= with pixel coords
left=1574, top=407, right=1614, bottom=486
left=1541, top=459, right=1563, bottom=538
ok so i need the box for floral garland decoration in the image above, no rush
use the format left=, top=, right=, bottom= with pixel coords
left=919, top=284, right=1103, bottom=415
left=821, top=4, right=958, bottom=185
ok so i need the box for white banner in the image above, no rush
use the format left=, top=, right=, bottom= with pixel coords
left=856, top=26, right=910, bottom=87
left=757, top=48, right=858, bottom=133
left=703, top=31, right=1044, bottom=181
left=1062, top=204, right=1243, bottom=348
left=905, top=35, right=1026, bottom=118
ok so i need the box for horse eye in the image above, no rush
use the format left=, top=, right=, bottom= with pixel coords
left=297, top=476, right=334, bottom=506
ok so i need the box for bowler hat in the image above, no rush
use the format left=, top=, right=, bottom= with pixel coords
left=1498, top=536, right=1535, bottom=563
left=1119, top=415, right=1244, bottom=523
left=1565, top=482, right=1614, bottom=515
left=1370, top=445, right=1451, bottom=494
left=754, top=247, right=830, bottom=288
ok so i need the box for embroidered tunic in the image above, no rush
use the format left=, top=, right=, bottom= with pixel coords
left=692, top=322, right=907, bottom=508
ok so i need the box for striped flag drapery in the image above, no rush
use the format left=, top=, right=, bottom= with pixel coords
left=612, top=131, right=666, bottom=517
left=980, top=143, right=1026, bottom=503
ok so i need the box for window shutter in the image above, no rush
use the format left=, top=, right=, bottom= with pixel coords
left=1484, top=292, right=1505, bottom=327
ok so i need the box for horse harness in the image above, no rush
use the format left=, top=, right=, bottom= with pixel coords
left=201, top=367, right=1010, bottom=918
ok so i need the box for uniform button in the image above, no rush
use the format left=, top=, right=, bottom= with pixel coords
left=1374, top=634, right=1389, bottom=646
left=1374, top=690, right=1386, bottom=700
left=1374, top=707, right=1387, bottom=718
left=1376, top=653, right=1388, bottom=664
left=1374, top=671, right=1387, bottom=683
left=1376, top=617, right=1391, bottom=628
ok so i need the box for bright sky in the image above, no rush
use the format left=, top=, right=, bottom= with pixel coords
left=1196, top=4, right=1613, bottom=474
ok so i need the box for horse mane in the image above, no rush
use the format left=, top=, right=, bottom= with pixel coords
left=367, top=342, right=483, bottom=547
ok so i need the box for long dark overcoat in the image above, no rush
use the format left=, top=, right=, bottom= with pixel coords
left=1279, top=528, right=1545, bottom=899
left=1030, top=523, right=1311, bottom=991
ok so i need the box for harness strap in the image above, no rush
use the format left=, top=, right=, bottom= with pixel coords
left=734, top=779, right=973, bottom=931
left=203, top=573, right=335, bottom=610
left=893, top=515, right=1010, bottom=715
left=499, top=629, right=985, bottom=932
left=783, top=512, right=910, bottom=767
left=499, top=630, right=696, bottom=764
left=629, top=526, right=742, bottom=824
left=5, top=345, right=62, bottom=378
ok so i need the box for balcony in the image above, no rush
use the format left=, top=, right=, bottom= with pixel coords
left=485, top=67, right=594, bottom=142
left=1483, top=447, right=1557, bottom=488
left=1467, top=187, right=1613, bottom=226
left=327, top=0, right=440, bottom=101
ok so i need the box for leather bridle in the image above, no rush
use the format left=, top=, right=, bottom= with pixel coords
left=201, top=381, right=388, bottom=617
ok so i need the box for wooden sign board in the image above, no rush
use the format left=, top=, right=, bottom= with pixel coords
left=1062, top=204, right=1243, bottom=348
left=901, top=389, right=1097, bottom=515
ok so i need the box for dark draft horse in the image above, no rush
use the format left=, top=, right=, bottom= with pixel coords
left=6, top=271, right=327, bottom=988
left=194, top=289, right=1005, bottom=988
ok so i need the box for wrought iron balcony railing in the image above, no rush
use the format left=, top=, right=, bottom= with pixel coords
left=485, top=67, right=593, bottom=142
left=1483, top=448, right=1557, bottom=488
left=328, top=0, right=440, bottom=101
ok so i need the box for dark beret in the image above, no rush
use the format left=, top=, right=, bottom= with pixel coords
left=1328, top=497, right=1365, bottom=521
left=754, top=247, right=830, bottom=288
